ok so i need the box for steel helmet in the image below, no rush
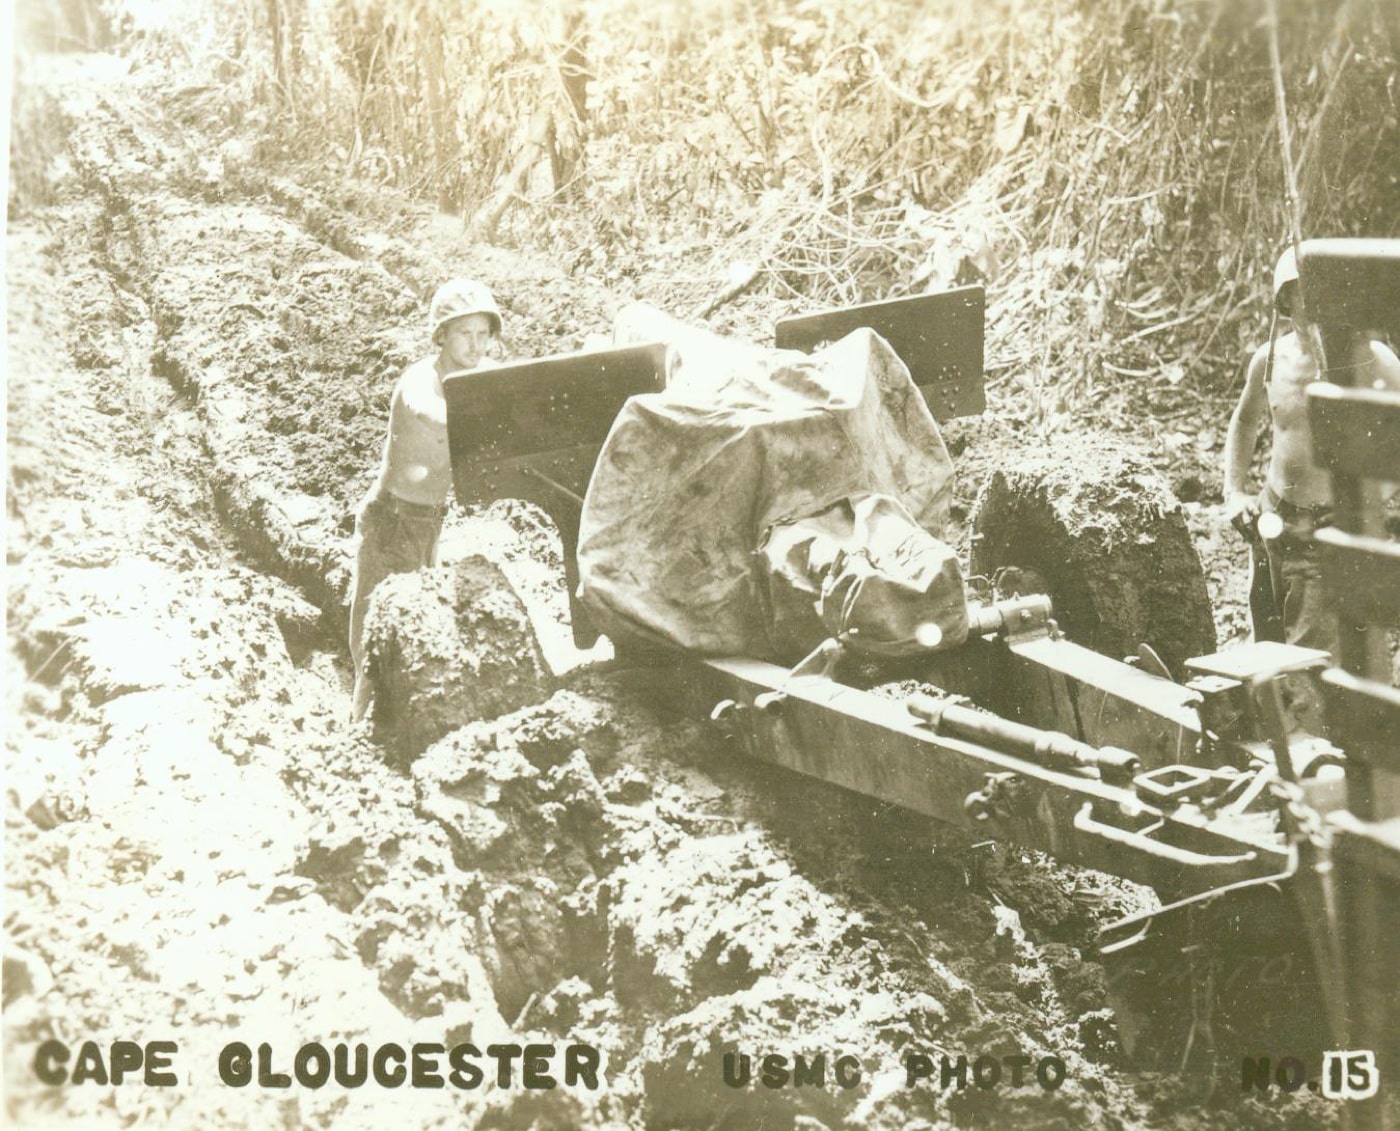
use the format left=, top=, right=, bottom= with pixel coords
left=1273, top=247, right=1299, bottom=307
left=429, top=278, right=502, bottom=341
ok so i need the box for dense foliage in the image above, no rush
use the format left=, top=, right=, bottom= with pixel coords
left=16, top=0, right=1400, bottom=397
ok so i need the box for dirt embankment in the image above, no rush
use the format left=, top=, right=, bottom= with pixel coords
left=7, top=55, right=1332, bottom=1131
left=971, top=441, right=1218, bottom=677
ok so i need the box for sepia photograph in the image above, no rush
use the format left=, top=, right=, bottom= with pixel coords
left=5, top=0, right=1400, bottom=1126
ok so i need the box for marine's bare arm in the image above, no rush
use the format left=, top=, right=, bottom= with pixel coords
left=1223, top=342, right=1271, bottom=532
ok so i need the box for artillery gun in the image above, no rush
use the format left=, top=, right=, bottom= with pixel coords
left=439, top=241, right=1400, bottom=1106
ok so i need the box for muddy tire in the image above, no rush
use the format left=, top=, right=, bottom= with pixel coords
left=364, top=556, right=554, bottom=760
left=969, top=441, right=1216, bottom=675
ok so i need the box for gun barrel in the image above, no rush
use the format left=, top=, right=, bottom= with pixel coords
left=907, top=693, right=1141, bottom=783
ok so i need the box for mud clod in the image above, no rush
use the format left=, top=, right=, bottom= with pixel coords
left=365, top=557, right=554, bottom=759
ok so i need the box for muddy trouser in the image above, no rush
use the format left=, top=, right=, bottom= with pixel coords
left=349, top=490, right=445, bottom=720
left=1258, top=485, right=1335, bottom=657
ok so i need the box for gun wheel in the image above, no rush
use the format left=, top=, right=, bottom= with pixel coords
left=969, top=440, right=1216, bottom=676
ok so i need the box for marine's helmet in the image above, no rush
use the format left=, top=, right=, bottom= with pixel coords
left=429, top=278, right=502, bottom=341
left=1273, top=247, right=1299, bottom=314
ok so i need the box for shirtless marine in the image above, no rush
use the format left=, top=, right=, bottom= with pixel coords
left=1223, top=248, right=1400, bottom=654
left=349, top=278, right=502, bottom=719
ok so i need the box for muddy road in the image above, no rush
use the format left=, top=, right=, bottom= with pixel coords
left=6, top=54, right=1318, bottom=1130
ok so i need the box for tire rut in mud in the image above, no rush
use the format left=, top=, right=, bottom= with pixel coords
left=7, top=208, right=392, bottom=1129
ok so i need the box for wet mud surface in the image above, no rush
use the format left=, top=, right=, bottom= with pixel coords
left=970, top=440, right=1218, bottom=677
left=6, top=55, right=1333, bottom=1130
